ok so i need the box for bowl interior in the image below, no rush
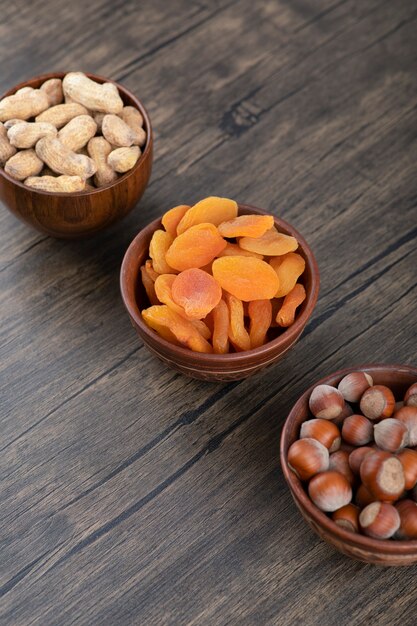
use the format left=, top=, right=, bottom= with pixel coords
left=281, top=364, right=417, bottom=555
left=0, top=71, right=152, bottom=196
left=120, top=204, right=320, bottom=362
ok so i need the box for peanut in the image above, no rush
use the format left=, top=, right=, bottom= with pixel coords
left=36, top=103, right=88, bottom=128
left=108, top=146, right=140, bottom=173
left=4, top=119, right=23, bottom=129
left=25, top=175, right=85, bottom=192
left=36, top=136, right=96, bottom=179
left=92, top=111, right=105, bottom=132
left=58, top=115, right=97, bottom=152
left=15, top=86, right=34, bottom=95
left=0, top=89, right=49, bottom=122
left=102, top=114, right=136, bottom=147
left=0, top=123, right=17, bottom=165
left=5, top=149, right=43, bottom=180
left=87, top=136, right=117, bottom=187
left=40, top=78, right=64, bottom=107
left=62, top=72, right=123, bottom=114
left=120, top=106, right=146, bottom=147
left=7, top=121, right=57, bottom=148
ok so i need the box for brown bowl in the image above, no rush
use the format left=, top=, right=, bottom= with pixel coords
left=120, top=204, right=319, bottom=381
left=281, top=363, right=417, bottom=566
left=0, top=72, right=153, bottom=238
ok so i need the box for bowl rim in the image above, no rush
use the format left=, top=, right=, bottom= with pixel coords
left=0, top=71, right=153, bottom=197
left=280, top=363, right=417, bottom=554
left=120, top=203, right=320, bottom=362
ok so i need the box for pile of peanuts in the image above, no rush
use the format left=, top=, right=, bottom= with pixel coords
left=0, top=72, right=146, bottom=192
left=287, top=374, right=417, bottom=540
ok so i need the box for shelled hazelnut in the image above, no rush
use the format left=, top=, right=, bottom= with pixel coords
left=287, top=371, right=417, bottom=542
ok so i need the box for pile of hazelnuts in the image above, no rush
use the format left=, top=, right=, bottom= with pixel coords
left=287, top=373, right=417, bottom=540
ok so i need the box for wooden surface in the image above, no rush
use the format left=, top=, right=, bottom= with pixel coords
left=1, top=0, right=416, bottom=624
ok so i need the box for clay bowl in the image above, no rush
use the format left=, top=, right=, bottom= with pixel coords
left=120, top=204, right=319, bottom=381
left=281, top=363, right=417, bottom=566
left=0, top=72, right=153, bottom=238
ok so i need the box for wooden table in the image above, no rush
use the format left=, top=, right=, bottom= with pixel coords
left=1, top=1, right=416, bottom=624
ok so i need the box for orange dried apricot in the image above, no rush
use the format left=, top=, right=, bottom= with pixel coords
left=165, top=223, right=227, bottom=271
left=154, top=274, right=187, bottom=316
left=224, top=293, right=250, bottom=351
left=212, top=256, right=279, bottom=301
left=276, top=283, right=306, bottom=327
left=177, top=196, right=238, bottom=234
left=171, top=268, right=222, bottom=319
left=270, top=252, right=305, bottom=297
left=192, top=319, right=211, bottom=340
left=248, top=300, right=272, bottom=348
left=239, top=227, right=298, bottom=256
left=149, top=230, right=176, bottom=274
left=218, top=214, right=274, bottom=238
left=145, top=259, right=159, bottom=282
left=140, top=265, right=159, bottom=305
left=142, top=305, right=213, bottom=353
left=212, top=299, right=229, bottom=354
left=216, top=242, right=263, bottom=260
left=270, top=298, right=285, bottom=327
left=161, top=204, right=190, bottom=237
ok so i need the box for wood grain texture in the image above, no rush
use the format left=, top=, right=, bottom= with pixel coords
left=1, top=0, right=416, bottom=624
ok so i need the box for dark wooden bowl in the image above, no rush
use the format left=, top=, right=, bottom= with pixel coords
left=120, top=204, right=320, bottom=381
left=0, top=72, right=153, bottom=238
left=281, top=364, right=417, bottom=566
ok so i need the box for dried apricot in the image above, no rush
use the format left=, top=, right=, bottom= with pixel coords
left=192, top=319, right=211, bottom=340
left=165, top=223, right=227, bottom=271
left=225, top=293, right=250, bottom=351
left=270, top=297, right=284, bottom=327
left=270, top=252, right=305, bottom=297
left=145, top=259, right=159, bottom=282
left=212, top=256, right=279, bottom=301
left=140, top=265, right=159, bottom=305
left=248, top=300, right=272, bottom=348
left=216, top=242, right=263, bottom=260
left=212, top=299, right=229, bottom=354
left=142, top=305, right=213, bottom=353
left=171, top=268, right=222, bottom=319
left=239, top=227, right=298, bottom=256
left=218, top=214, right=274, bottom=238
left=161, top=204, right=190, bottom=237
left=154, top=274, right=187, bottom=317
left=276, top=283, right=306, bottom=327
left=177, top=196, right=238, bottom=234
left=149, top=230, right=176, bottom=274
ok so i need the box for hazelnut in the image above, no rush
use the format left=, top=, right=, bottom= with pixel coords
left=394, top=406, right=417, bottom=446
left=337, top=371, right=373, bottom=403
left=359, top=502, right=400, bottom=539
left=359, top=385, right=395, bottom=420
left=360, top=450, right=405, bottom=501
left=329, top=450, right=355, bottom=486
left=373, top=418, right=408, bottom=452
left=404, top=382, right=417, bottom=407
left=395, top=500, right=417, bottom=539
left=332, top=503, right=360, bottom=533
left=308, top=471, right=352, bottom=512
left=348, top=446, right=374, bottom=475
left=397, top=448, right=417, bottom=490
left=355, top=483, right=377, bottom=508
left=300, top=418, right=341, bottom=453
left=309, top=384, right=345, bottom=420
left=287, top=438, right=329, bottom=481
left=342, top=414, right=373, bottom=446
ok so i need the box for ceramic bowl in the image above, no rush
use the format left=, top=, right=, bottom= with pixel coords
left=0, top=72, right=153, bottom=238
left=281, top=363, right=417, bottom=565
left=120, top=204, right=319, bottom=381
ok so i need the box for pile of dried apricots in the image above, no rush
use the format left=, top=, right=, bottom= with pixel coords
left=140, top=197, right=307, bottom=354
